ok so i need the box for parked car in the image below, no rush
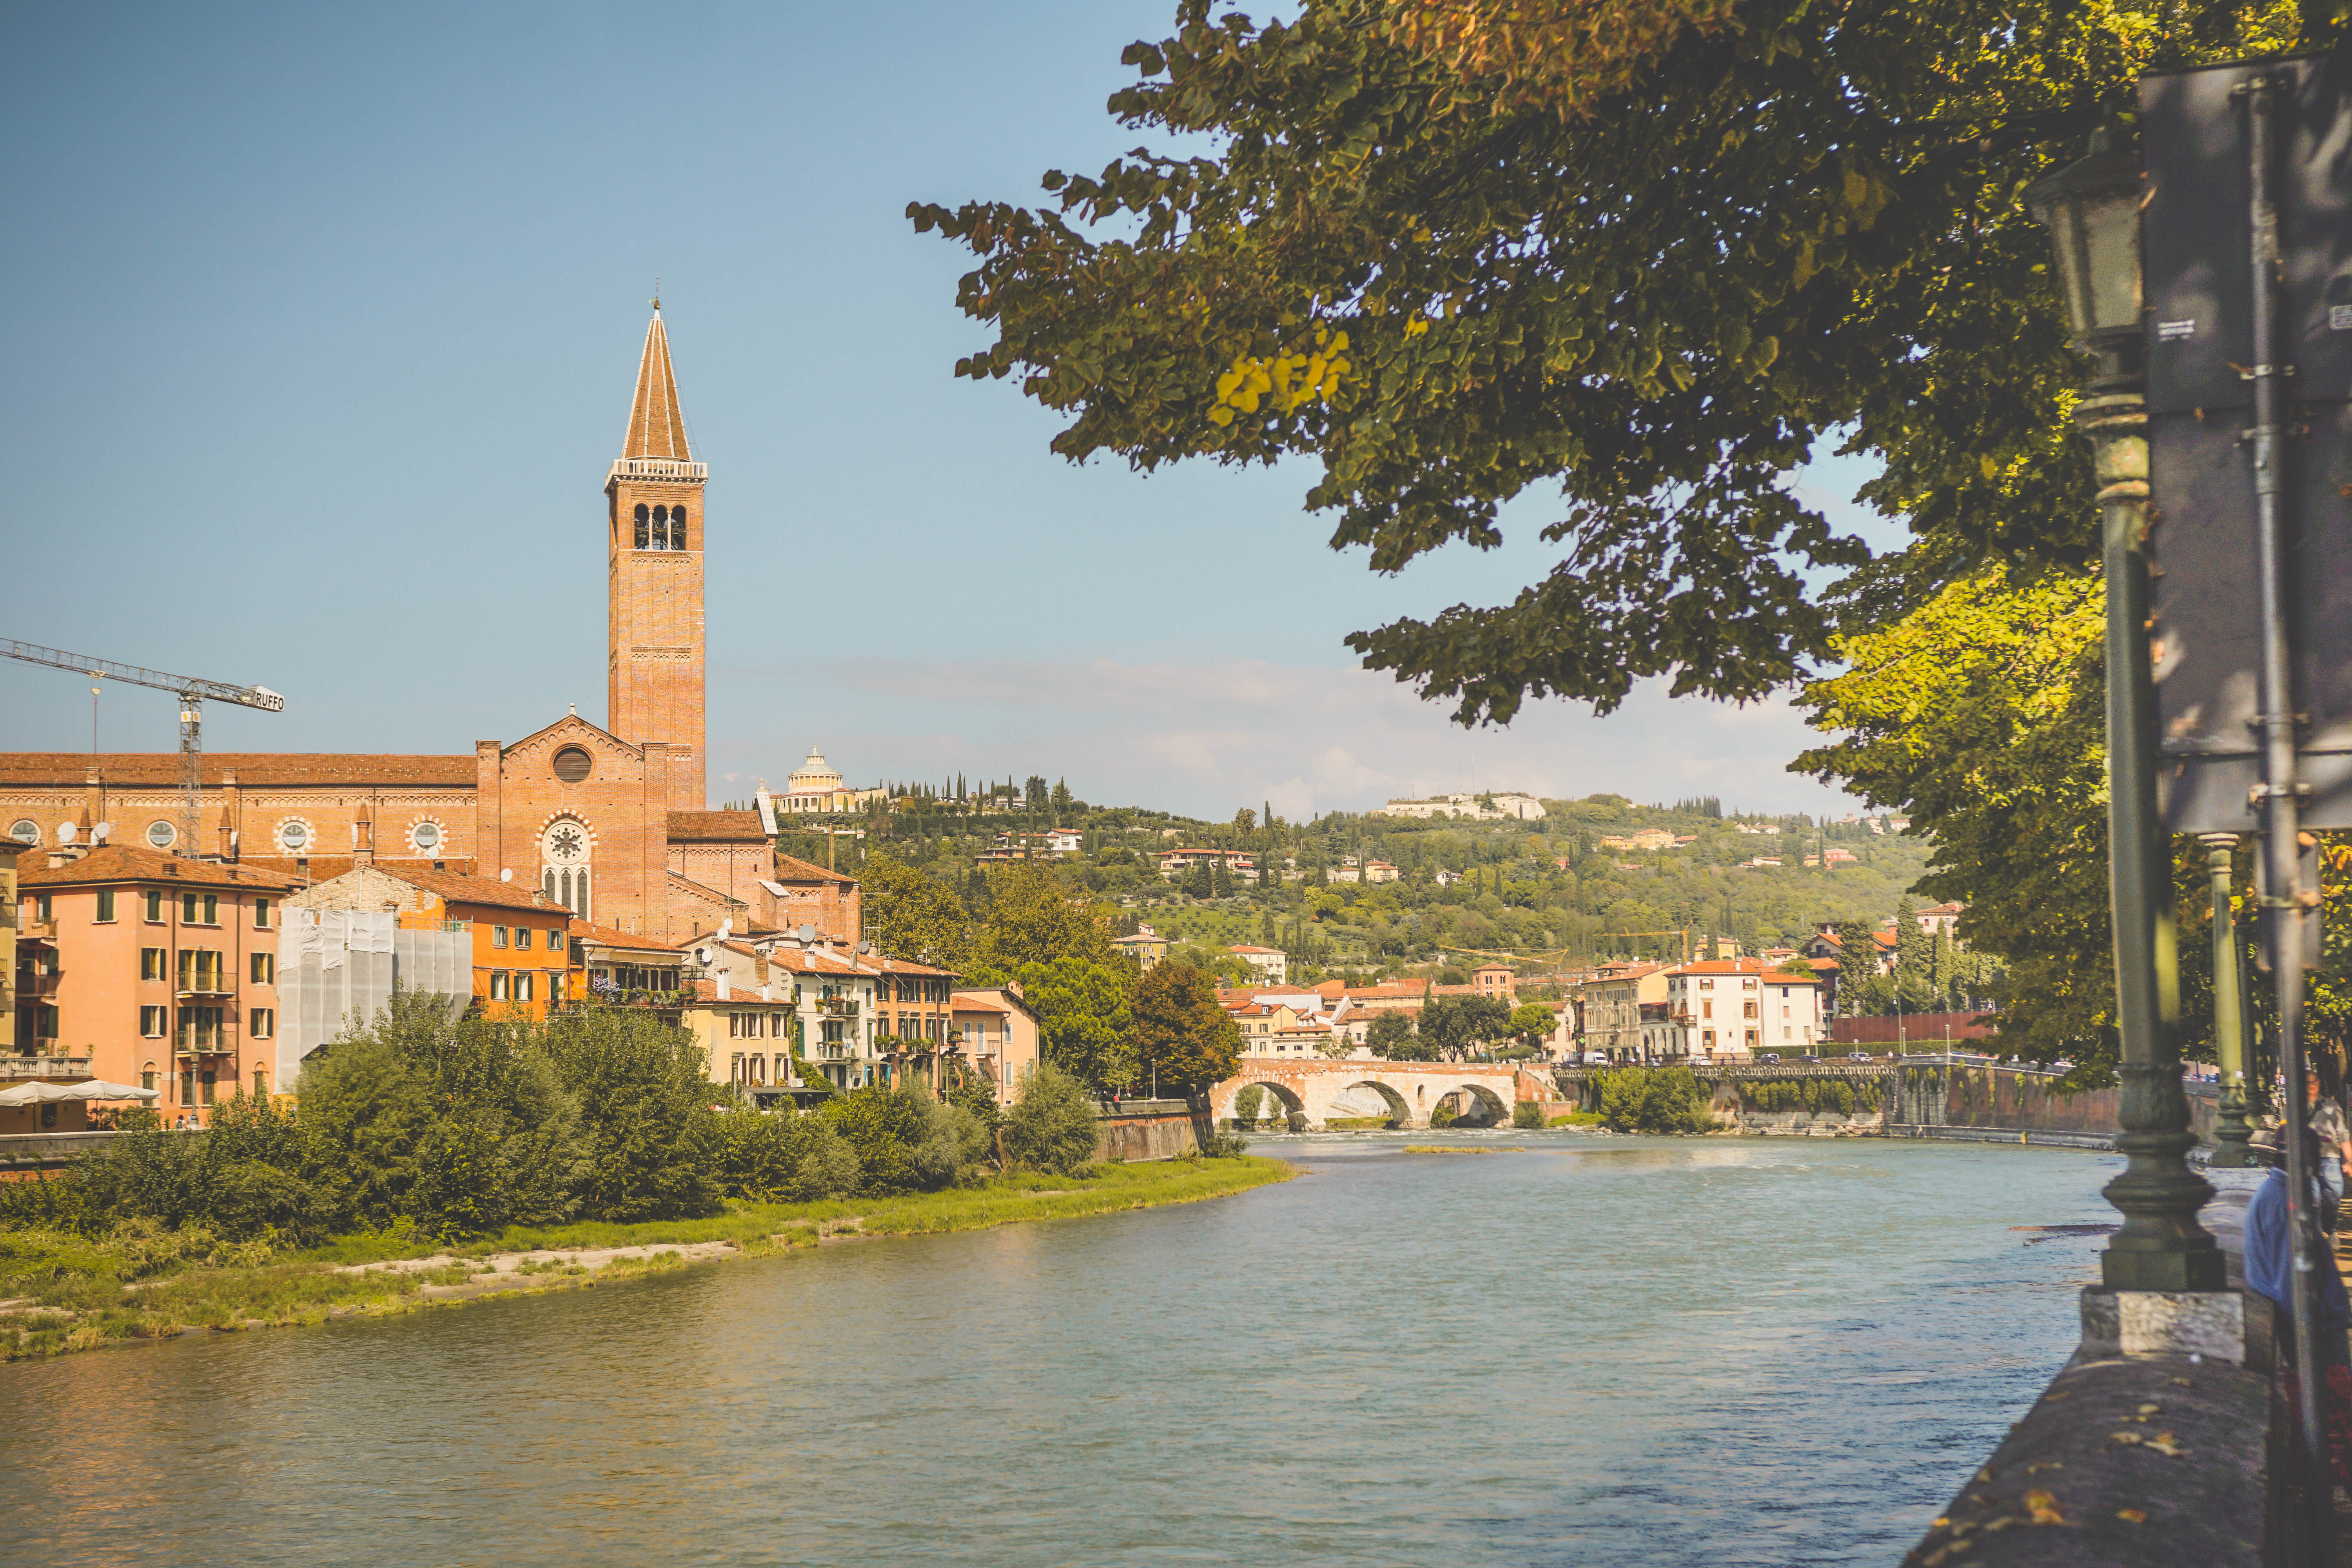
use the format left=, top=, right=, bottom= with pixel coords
left=1757, top=1052, right=1780, bottom=1063
left=1581, top=1051, right=1609, bottom=1065
left=1801, top=1054, right=1823, bottom=1063
left=1847, top=1051, right=1874, bottom=1062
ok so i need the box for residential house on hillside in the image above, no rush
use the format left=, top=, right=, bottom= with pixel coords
left=1376, top=792, right=1547, bottom=821
left=1112, top=926, right=1169, bottom=970
left=1229, top=944, right=1288, bottom=983
left=1155, top=847, right=1257, bottom=882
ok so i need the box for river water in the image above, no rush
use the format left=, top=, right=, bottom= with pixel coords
left=0, top=1134, right=2120, bottom=1566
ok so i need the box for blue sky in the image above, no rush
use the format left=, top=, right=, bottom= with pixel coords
left=0, top=2, right=1887, bottom=821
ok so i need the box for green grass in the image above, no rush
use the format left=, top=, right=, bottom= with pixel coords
left=0, top=1158, right=1292, bottom=1362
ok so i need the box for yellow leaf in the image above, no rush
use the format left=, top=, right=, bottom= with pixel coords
left=2116, top=1509, right=2147, bottom=1524
left=1405, top=317, right=1430, bottom=338
left=1207, top=406, right=1235, bottom=426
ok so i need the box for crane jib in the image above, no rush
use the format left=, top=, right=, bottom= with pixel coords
left=0, top=638, right=286, bottom=711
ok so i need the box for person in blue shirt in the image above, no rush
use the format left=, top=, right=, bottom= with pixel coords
left=2245, top=1125, right=2352, bottom=1488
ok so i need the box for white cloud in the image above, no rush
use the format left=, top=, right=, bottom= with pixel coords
left=711, top=656, right=1857, bottom=822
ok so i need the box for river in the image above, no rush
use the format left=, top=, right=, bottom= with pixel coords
left=0, top=1133, right=2119, bottom=1566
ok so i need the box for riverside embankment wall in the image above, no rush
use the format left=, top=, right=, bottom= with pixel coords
left=1093, top=1100, right=1199, bottom=1163
left=1885, top=1059, right=2220, bottom=1149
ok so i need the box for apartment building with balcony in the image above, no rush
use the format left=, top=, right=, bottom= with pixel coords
left=1663, top=958, right=1825, bottom=1060
left=14, top=844, right=303, bottom=1125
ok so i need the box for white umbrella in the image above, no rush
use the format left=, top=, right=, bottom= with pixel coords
left=0, top=1079, right=160, bottom=1105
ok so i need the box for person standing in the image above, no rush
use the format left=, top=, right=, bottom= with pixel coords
left=2246, top=1125, right=2352, bottom=1488
left=2311, top=1078, right=2352, bottom=1230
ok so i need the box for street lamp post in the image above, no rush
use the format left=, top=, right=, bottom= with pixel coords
left=2025, top=131, right=2224, bottom=1292
left=2201, top=833, right=2258, bottom=1167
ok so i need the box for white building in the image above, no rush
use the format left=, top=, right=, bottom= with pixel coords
left=1375, top=792, right=1547, bottom=822
left=1229, top=944, right=1289, bottom=983
left=774, top=747, right=887, bottom=815
left=1664, top=959, right=1825, bottom=1060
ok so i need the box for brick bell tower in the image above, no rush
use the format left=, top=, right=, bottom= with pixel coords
left=606, top=300, right=707, bottom=811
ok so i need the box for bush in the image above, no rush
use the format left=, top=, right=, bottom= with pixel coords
left=820, top=1082, right=987, bottom=1194
left=710, top=1107, right=862, bottom=1201
left=1595, top=1067, right=1717, bottom=1134
left=1197, top=1129, right=1251, bottom=1158
left=541, top=1008, right=723, bottom=1223
left=1004, top=1064, right=1102, bottom=1175
left=1234, top=1084, right=1265, bottom=1127
left=1511, top=1100, right=1544, bottom=1130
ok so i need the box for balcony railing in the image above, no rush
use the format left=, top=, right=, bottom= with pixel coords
left=607, top=457, right=708, bottom=484
left=0, top=1056, right=91, bottom=1080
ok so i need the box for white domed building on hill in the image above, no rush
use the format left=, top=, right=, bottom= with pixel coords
left=778, top=747, right=882, bottom=815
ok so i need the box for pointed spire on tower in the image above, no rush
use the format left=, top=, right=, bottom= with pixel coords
left=622, top=302, right=692, bottom=461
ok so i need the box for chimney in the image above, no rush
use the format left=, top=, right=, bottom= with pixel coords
left=354, top=801, right=375, bottom=866
left=717, top=972, right=731, bottom=1001
left=216, top=804, right=234, bottom=859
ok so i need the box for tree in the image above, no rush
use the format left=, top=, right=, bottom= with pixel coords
left=1507, top=1002, right=1558, bottom=1053
left=1004, top=1063, right=1104, bottom=1174
left=972, top=864, right=1116, bottom=973
left=1794, top=568, right=2120, bottom=1073
left=1051, top=778, right=1075, bottom=822
left=860, top=851, right=972, bottom=967
left=1016, top=957, right=1140, bottom=1093
left=1364, top=1008, right=1419, bottom=1060
left=1893, top=898, right=1935, bottom=1009
left=912, top=0, right=2313, bottom=725
left=1418, top=994, right=1513, bottom=1060
left=1132, top=962, right=1244, bottom=1098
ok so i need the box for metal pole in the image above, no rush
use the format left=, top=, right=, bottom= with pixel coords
left=2083, top=190, right=2223, bottom=1288
left=2239, top=73, right=2332, bottom=1537
left=177, top=694, right=202, bottom=859
left=2203, top=834, right=2257, bottom=1166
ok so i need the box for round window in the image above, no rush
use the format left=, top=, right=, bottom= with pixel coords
left=412, top=820, right=442, bottom=852
left=146, top=820, right=176, bottom=849
left=553, top=746, right=592, bottom=784
left=8, top=819, right=37, bottom=844
left=278, top=821, right=310, bottom=852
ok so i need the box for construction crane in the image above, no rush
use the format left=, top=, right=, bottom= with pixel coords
left=2, top=639, right=284, bottom=857
left=1597, top=928, right=1697, bottom=964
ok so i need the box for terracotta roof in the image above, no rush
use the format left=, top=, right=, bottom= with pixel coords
left=667, top=810, right=766, bottom=842
left=360, top=864, right=562, bottom=914
left=683, top=978, right=793, bottom=1004
left=1669, top=958, right=1780, bottom=976
left=241, top=855, right=477, bottom=882
left=770, top=852, right=857, bottom=886
left=14, top=845, right=305, bottom=891
left=624, top=309, right=692, bottom=461
left=870, top=953, right=960, bottom=978
left=568, top=918, right=679, bottom=952
left=0, top=753, right=477, bottom=788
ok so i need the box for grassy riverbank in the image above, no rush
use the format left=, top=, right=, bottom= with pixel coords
left=0, top=1156, right=1292, bottom=1362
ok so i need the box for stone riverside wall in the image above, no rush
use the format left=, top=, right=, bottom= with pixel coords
left=1902, top=1172, right=2296, bottom=1566
left=1093, top=1100, right=1199, bottom=1163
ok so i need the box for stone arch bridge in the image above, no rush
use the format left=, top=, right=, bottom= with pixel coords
left=1212, top=1060, right=1546, bottom=1130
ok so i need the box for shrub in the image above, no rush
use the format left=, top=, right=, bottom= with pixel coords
left=1234, top=1084, right=1265, bottom=1127
left=1004, top=1064, right=1102, bottom=1175
left=541, top=1008, right=723, bottom=1222
left=1595, top=1067, right=1716, bottom=1134
left=710, top=1107, right=862, bottom=1201
left=820, top=1082, right=984, bottom=1194
left=1512, top=1100, right=1544, bottom=1130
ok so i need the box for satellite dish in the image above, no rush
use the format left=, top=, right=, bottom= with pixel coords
left=56, top=822, right=75, bottom=844
left=92, top=822, right=111, bottom=842
left=799, top=924, right=816, bottom=943
left=718, top=919, right=732, bottom=940
left=500, top=868, right=513, bottom=882
left=695, top=946, right=711, bottom=964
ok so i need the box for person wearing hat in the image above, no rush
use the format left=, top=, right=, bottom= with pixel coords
left=2246, top=1122, right=2352, bottom=1486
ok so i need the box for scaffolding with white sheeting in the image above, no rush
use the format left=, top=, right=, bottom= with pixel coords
left=274, top=908, right=472, bottom=1085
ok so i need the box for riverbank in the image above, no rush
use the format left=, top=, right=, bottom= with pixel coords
left=0, top=1156, right=1292, bottom=1362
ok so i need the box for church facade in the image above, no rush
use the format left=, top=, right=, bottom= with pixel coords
left=0, top=308, right=855, bottom=946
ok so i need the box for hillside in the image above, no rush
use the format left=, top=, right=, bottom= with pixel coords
left=773, top=787, right=1937, bottom=984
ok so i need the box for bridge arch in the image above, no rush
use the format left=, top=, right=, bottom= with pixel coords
left=1230, top=1079, right=1306, bottom=1130
left=1337, top=1079, right=1410, bottom=1129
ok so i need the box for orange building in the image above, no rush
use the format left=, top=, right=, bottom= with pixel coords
left=288, top=865, right=581, bottom=1020
left=14, top=844, right=303, bottom=1125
